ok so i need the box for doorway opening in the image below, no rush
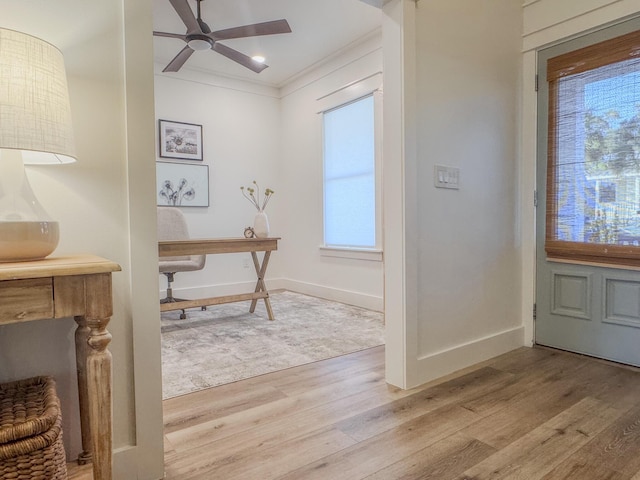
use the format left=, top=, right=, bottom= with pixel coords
left=152, top=0, right=387, bottom=399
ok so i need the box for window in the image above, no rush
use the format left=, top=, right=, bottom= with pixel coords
left=322, top=94, right=378, bottom=250
left=545, top=30, right=640, bottom=265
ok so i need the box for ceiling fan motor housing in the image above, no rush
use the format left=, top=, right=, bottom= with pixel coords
left=187, top=34, right=212, bottom=50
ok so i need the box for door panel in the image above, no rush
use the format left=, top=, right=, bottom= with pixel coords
left=536, top=19, right=640, bottom=367
left=603, top=276, right=640, bottom=329
left=550, top=270, right=591, bottom=320
left=536, top=263, right=640, bottom=366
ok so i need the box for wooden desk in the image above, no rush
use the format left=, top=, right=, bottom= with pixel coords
left=158, top=237, right=279, bottom=320
left=0, top=255, right=121, bottom=480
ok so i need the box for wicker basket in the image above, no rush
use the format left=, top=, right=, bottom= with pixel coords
left=0, top=376, right=68, bottom=480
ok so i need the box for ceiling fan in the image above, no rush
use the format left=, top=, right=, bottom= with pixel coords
left=154, top=0, right=292, bottom=73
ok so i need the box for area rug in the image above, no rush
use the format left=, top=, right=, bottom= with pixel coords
left=161, top=290, right=384, bottom=399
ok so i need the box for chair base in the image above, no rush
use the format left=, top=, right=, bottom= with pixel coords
left=160, top=275, right=187, bottom=319
left=160, top=294, right=188, bottom=320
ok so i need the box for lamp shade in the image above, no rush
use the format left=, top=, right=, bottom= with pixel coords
left=0, top=28, right=76, bottom=164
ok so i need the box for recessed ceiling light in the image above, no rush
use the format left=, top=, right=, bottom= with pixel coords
left=251, top=55, right=266, bottom=64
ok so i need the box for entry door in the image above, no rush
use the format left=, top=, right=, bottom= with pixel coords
left=535, top=19, right=640, bottom=367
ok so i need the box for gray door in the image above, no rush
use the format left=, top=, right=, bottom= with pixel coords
left=536, top=19, right=640, bottom=367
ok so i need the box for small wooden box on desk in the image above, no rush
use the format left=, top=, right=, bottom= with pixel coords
left=0, top=254, right=121, bottom=480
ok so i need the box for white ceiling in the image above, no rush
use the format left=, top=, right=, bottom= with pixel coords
left=152, top=0, right=382, bottom=87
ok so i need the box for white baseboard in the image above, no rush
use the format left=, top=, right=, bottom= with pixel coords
left=276, top=278, right=383, bottom=312
left=113, top=445, right=165, bottom=480
left=113, top=446, right=137, bottom=480
left=165, top=278, right=384, bottom=312
left=409, top=326, right=525, bottom=388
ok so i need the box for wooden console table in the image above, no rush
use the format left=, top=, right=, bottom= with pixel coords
left=158, top=237, right=279, bottom=320
left=0, top=254, right=121, bottom=480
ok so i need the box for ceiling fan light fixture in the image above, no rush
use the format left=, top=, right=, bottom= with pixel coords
left=251, top=55, right=266, bottom=64
left=187, top=37, right=211, bottom=51
left=154, top=0, right=291, bottom=73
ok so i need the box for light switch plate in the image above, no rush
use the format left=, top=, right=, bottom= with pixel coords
left=434, top=165, right=460, bottom=190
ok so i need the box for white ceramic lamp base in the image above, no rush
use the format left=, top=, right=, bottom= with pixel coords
left=0, top=150, right=60, bottom=262
left=0, top=221, right=59, bottom=262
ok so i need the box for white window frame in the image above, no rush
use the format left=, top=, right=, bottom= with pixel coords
left=317, top=73, right=383, bottom=262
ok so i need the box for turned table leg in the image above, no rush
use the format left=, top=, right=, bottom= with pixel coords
left=74, top=320, right=92, bottom=465
left=74, top=273, right=114, bottom=480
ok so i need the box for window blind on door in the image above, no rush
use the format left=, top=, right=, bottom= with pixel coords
left=546, top=29, right=640, bottom=265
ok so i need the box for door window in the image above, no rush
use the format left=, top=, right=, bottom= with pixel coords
left=546, top=30, right=640, bottom=265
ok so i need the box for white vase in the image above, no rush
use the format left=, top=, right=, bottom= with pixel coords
left=253, top=211, right=270, bottom=238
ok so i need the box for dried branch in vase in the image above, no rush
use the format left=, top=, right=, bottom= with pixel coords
left=241, top=181, right=274, bottom=212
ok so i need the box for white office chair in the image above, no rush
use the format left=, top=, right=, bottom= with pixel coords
left=158, top=207, right=206, bottom=319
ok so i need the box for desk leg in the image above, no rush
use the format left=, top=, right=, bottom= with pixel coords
left=250, top=251, right=274, bottom=320
left=74, top=274, right=114, bottom=480
left=74, top=321, right=92, bottom=465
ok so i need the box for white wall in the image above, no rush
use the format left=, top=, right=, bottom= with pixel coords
left=0, top=1, right=163, bottom=478
left=278, top=32, right=384, bottom=311
left=154, top=70, right=284, bottom=298
left=389, top=0, right=524, bottom=388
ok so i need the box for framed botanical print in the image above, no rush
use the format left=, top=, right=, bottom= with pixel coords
left=158, top=119, right=203, bottom=161
left=156, top=162, right=209, bottom=207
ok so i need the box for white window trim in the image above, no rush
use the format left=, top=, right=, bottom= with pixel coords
left=318, top=75, right=384, bottom=258
left=316, top=72, right=382, bottom=113
left=319, top=245, right=383, bottom=262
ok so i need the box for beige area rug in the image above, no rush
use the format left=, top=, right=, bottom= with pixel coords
left=161, top=290, right=384, bottom=399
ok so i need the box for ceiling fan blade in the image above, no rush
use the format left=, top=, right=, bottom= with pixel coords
left=168, top=0, right=201, bottom=34
left=209, top=19, right=291, bottom=41
left=163, top=45, right=195, bottom=72
left=153, top=31, right=187, bottom=41
left=212, top=43, right=268, bottom=73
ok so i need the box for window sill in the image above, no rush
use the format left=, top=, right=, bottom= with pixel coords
left=319, top=246, right=383, bottom=262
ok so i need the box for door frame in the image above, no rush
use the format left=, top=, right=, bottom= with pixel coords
left=521, top=9, right=640, bottom=352
left=533, top=17, right=640, bottom=364
left=382, top=0, right=419, bottom=388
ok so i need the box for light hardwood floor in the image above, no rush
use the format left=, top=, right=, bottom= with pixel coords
left=68, top=345, right=640, bottom=479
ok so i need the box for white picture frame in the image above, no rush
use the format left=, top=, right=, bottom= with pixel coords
left=156, top=162, right=209, bottom=207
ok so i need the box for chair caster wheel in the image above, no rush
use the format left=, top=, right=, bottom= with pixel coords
left=201, top=306, right=207, bottom=311
left=180, top=312, right=186, bottom=320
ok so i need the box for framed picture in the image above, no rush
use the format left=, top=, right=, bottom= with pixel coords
left=158, top=119, right=203, bottom=161
left=156, top=162, right=209, bottom=207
